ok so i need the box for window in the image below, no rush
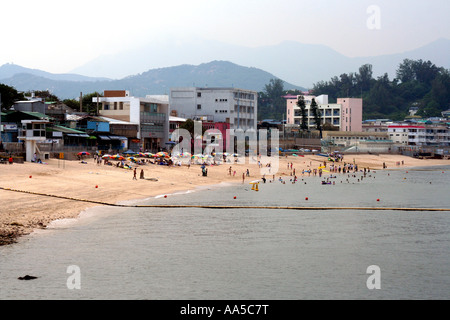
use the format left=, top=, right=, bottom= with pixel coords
left=197, top=92, right=202, bottom=98
left=197, top=104, right=202, bottom=110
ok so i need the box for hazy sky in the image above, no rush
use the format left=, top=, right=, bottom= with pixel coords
left=1, top=0, right=449, bottom=74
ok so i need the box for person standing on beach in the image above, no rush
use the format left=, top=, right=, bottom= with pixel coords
left=133, top=168, right=137, bottom=180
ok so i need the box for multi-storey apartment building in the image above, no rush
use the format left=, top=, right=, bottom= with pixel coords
left=286, top=94, right=363, bottom=132
left=388, top=124, right=450, bottom=146
left=169, top=87, right=258, bottom=131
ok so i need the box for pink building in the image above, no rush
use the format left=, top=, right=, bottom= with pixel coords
left=337, top=98, right=363, bottom=132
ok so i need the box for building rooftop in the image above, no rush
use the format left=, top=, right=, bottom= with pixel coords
left=97, top=116, right=137, bottom=125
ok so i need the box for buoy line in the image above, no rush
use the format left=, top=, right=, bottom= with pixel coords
left=1, top=186, right=449, bottom=212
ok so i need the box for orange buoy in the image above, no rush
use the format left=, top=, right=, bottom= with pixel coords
left=164, top=195, right=167, bottom=198
left=377, top=199, right=380, bottom=202
left=234, top=196, right=237, bottom=199
left=95, top=185, right=98, bottom=188
left=305, top=197, right=308, bottom=200
left=29, top=176, right=32, bottom=178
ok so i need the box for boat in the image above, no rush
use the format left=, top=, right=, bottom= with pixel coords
left=321, top=181, right=332, bottom=185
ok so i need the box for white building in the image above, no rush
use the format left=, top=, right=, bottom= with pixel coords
left=286, top=94, right=363, bottom=132
left=93, top=90, right=170, bottom=152
left=388, top=124, right=450, bottom=146
left=169, top=87, right=258, bottom=131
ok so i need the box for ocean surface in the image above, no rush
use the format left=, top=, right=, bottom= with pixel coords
left=1, top=165, right=449, bottom=300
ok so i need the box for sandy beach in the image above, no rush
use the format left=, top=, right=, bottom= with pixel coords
left=1, top=153, right=449, bottom=245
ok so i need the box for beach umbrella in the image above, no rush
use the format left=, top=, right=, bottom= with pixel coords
left=78, top=151, right=90, bottom=156
left=111, top=154, right=125, bottom=161
left=156, top=152, right=170, bottom=158
left=102, top=154, right=112, bottom=159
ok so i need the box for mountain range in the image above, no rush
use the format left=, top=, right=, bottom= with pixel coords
left=70, top=37, right=450, bottom=87
left=0, top=38, right=448, bottom=100
left=0, top=61, right=304, bottom=100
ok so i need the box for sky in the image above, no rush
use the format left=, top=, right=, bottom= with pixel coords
left=1, top=0, right=449, bottom=74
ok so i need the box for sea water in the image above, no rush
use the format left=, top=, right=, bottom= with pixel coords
left=0, top=166, right=449, bottom=300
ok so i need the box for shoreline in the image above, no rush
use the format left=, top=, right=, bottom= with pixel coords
left=1, top=154, right=449, bottom=246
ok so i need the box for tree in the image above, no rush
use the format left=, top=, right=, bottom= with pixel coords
left=310, top=98, right=322, bottom=138
left=339, top=72, right=356, bottom=97
left=356, top=64, right=373, bottom=92
left=0, top=84, right=25, bottom=111
left=24, top=90, right=60, bottom=102
left=396, top=59, right=416, bottom=83
left=259, top=78, right=285, bottom=120
left=81, top=92, right=103, bottom=115
left=296, top=95, right=308, bottom=131
left=429, top=70, right=450, bottom=109
left=416, top=100, right=441, bottom=118
left=413, top=59, right=440, bottom=86
left=62, top=98, right=79, bottom=111
left=396, top=59, right=440, bottom=86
